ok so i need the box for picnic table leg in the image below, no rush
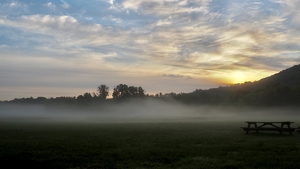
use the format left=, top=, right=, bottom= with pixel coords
left=287, top=124, right=293, bottom=134
left=282, top=123, right=293, bottom=134
left=255, top=123, right=258, bottom=133
left=246, top=123, right=250, bottom=134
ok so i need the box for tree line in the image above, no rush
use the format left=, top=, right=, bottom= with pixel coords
left=3, top=84, right=147, bottom=105
left=2, top=82, right=300, bottom=107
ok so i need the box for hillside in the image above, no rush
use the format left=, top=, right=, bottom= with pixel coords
left=179, top=64, right=300, bottom=106
left=257, top=64, right=300, bottom=88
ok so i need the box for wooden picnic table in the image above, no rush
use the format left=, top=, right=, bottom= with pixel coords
left=241, top=121, right=297, bottom=134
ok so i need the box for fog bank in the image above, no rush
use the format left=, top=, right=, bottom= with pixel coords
left=1, top=100, right=300, bottom=123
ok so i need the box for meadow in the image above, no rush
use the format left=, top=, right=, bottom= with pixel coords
left=1, top=119, right=300, bottom=169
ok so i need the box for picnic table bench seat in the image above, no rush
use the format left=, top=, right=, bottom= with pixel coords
left=241, top=121, right=296, bottom=134
left=241, top=127, right=297, bottom=132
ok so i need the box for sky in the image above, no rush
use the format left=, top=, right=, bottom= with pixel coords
left=1, top=0, right=300, bottom=100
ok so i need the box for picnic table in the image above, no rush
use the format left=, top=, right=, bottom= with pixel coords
left=241, top=121, right=297, bottom=134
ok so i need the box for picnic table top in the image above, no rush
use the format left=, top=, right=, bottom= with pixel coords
left=245, top=121, right=294, bottom=123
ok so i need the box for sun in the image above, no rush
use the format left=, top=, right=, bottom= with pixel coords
left=231, top=71, right=247, bottom=84
left=209, top=70, right=251, bottom=85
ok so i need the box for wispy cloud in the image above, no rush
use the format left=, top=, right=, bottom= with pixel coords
left=0, top=1, right=28, bottom=15
left=61, top=0, right=69, bottom=8
left=162, top=74, right=191, bottom=79
left=45, top=2, right=56, bottom=10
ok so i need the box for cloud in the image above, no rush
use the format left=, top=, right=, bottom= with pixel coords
left=0, top=1, right=28, bottom=15
left=108, top=0, right=114, bottom=5
left=45, top=2, right=56, bottom=10
left=0, top=15, right=78, bottom=30
left=155, top=17, right=172, bottom=26
left=101, top=15, right=123, bottom=24
left=3, top=1, right=27, bottom=9
left=120, top=0, right=211, bottom=17
left=0, top=0, right=295, bottom=76
left=0, top=15, right=105, bottom=46
left=61, top=0, right=69, bottom=8
left=162, top=74, right=191, bottom=79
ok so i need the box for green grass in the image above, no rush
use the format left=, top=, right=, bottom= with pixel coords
left=1, top=120, right=300, bottom=169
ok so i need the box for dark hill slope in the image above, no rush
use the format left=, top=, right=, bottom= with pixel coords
left=257, top=64, right=300, bottom=88
left=176, top=64, right=300, bottom=106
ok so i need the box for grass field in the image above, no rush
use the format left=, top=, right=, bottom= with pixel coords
left=1, top=119, right=300, bottom=169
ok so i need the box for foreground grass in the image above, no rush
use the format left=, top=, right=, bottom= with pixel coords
left=1, top=120, right=300, bottom=169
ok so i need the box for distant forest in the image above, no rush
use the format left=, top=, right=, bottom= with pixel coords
left=2, top=64, right=300, bottom=107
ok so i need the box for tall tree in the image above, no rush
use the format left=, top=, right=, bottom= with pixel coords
left=112, top=84, right=128, bottom=99
left=97, top=85, right=109, bottom=100
left=137, top=86, right=145, bottom=98
left=112, top=84, right=145, bottom=99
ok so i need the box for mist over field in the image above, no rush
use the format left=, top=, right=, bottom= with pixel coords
left=1, top=100, right=300, bottom=123
left=2, top=100, right=300, bottom=169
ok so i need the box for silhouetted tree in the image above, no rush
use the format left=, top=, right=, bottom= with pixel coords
left=112, top=84, right=145, bottom=100
left=77, top=92, right=93, bottom=105
left=97, top=85, right=109, bottom=100
left=77, top=95, right=84, bottom=101
left=83, top=92, right=93, bottom=100
left=36, top=97, right=48, bottom=104
left=137, top=86, right=145, bottom=98
left=113, top=84, right=129, bottom=99
left=45, top=96, right=76, bottom=105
